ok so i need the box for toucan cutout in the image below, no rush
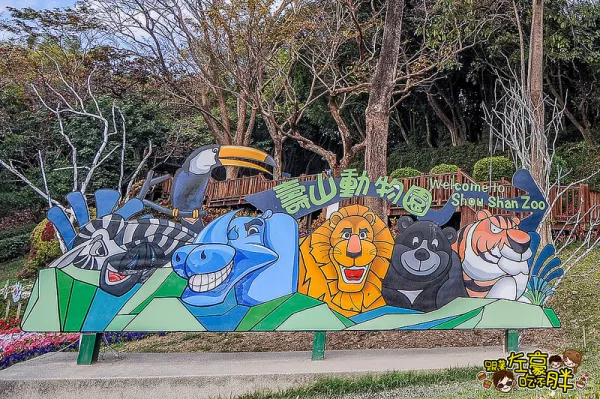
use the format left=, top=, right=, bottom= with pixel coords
left=139, top=145, right=277, bottom=233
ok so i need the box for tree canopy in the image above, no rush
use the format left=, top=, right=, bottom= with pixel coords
left=0, top=0, right=599, bottom=211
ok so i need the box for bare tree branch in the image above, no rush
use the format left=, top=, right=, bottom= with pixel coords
left=125, top=140, right=153, bottom=202
left=0, top=159, right=63, bottom=209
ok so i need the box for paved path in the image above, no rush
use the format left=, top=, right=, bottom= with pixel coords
left=0, top=346, right=518, bottom=399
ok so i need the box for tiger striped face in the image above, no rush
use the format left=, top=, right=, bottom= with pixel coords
left=453, top=210, right=532, bottom=299
left=466, top=211, right=531, bottom=259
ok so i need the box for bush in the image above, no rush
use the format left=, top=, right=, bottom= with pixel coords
left=0, top=190, right=42, bottom=218
left=19, top=219, right=62, bottom=279
left=0, top=234, right=30, bottom=263
left=0, top=224, right=36, bottom=241
left=390, top=167, right=421, bottom=179
left=429, top=164, right=460, bottom=174
left=472, top=156, right=515, bottom=181
left=557, top=143, right=600, bottom=190
left=550, top=155, right=568, bottom=183
left=387, top=143, right=492, bottom=174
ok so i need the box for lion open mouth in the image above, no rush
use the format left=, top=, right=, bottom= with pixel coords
left=188, top=261, right=234, bottom=292
left=341, top=265, right=369, bottom=283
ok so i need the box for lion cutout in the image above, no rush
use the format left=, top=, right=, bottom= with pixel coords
left=298, top=204, right=394, bottom=317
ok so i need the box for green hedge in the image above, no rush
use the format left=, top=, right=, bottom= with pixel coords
left=0, top=233, right=30, bottom=263
left=0, top=224, right=36, bottom=241
left=430, top=164, right=459, bottom=174
left=390, top=167, right=421, bottom=179
left=472, top=156, right=515, bottom=181
left=0, top=190, right=42, bottom=217
left=388, top=143, right=492, bottom=175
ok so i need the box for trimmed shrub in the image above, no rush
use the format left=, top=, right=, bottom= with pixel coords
left=430, top=164, right=459, bottom=174
left=0, top=234, right=30, bottom=263
left=0, top=190, right=42, bottom=218
left=387, top=143, right=491, bottom=174
left=0, top=224, right=36, bottom=241
left=472, top=156, right=515, bottom=182
left=390, top=167, right=421, bottom=179
left=19, top=219, right=62, bottom=278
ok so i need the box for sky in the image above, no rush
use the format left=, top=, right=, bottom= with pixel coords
left=0, top=0, right=75, bottom=14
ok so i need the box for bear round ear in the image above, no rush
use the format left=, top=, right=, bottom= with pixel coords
left=363, top=211, right=376, bottom=226
left=442, top=227, right=457, bottom=244
left=476, top=209, right=492, bottom=220
left=329, top=211, right=343, bottom=227
left=397, top=216, right=414, bottom=232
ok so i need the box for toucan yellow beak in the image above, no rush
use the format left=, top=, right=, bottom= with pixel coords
left=218, top=146, right=277, bottom=174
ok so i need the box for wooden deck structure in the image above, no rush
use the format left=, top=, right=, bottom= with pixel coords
left=160, top=170, right=600, bottom=231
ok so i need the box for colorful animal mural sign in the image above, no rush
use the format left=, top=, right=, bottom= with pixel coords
left=20, top=145, right=562, bottom=333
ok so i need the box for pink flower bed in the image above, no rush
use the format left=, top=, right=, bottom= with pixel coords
left=0, top=320, right=151, bottom=369
left=0, top=324, right=80, bottom=369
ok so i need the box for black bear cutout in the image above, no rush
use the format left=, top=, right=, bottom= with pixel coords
left=382, top=216, right=467, bottom=312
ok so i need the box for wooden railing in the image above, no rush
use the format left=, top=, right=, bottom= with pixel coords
left=160, top=170, right=600, bottom=230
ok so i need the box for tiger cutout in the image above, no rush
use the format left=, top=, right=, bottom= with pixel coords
left=298, top=205, right=394, bottom=317
left=453, top=210, right=533, bottom=301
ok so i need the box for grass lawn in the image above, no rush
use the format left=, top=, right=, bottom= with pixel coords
left=237, top=368, right=482, bottom=399
left=237, top=364, right=599, bottom=398
left=236, top=354, right=600, bottom=399
left=0, top=257, right=28, bottom=318
left=0, top=257, right=25, bottom=283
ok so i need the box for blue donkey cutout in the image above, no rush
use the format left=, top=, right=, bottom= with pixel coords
left=172, top=210, right=299, bottom=307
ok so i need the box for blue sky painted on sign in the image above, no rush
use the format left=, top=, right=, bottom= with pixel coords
left=0, top=0, right=75, bottom=13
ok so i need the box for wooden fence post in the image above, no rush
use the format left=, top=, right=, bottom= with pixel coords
left=580, top=183, right=590, bottom=226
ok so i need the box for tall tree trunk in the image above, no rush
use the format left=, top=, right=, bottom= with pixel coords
left=528, top=0, right=550, bottom=244
left=364, top=0, right=404, bottom=221
left=259, top=110, right=285, bottom=179
left=427, top=90, right=466, bottom=146
left=425, top=114, right=434, bottom=148
left=272, top=136, right=284, bottom=180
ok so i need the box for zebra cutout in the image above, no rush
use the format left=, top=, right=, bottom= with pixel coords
left=48, top=190, right=195, bottom=296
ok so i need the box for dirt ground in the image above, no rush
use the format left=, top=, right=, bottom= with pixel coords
left=120, top=328, right=569, bottom=353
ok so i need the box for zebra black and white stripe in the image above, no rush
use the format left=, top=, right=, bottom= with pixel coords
left=72, top=214, right=195, bottom=270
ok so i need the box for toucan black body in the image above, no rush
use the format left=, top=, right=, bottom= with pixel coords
left=169, top=144, right=277, bottom=233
